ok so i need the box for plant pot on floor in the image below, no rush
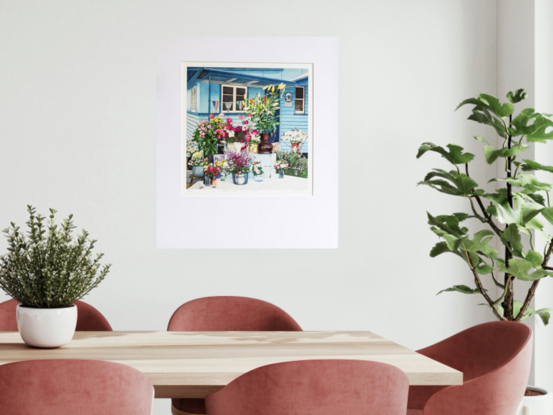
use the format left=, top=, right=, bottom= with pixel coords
left=517, top=386, right=553, bottom=415
left=17, top=304, right=78, bottom=348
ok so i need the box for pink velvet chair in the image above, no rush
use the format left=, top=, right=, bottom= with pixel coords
left=0, top=359, right=154, bottom=415
left=168, top=296, right=302, bottom=415
left=407, top=321, right=532, bottom=415
left=0, top=299, right=112, bottom=331
left=206, top=359, right=409, bottom=415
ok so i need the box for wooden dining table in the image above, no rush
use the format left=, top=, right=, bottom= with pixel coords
left=0, top=331, right=462, bottom=398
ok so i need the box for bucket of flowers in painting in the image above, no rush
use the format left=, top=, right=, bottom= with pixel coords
left=232, top=173, right=249, bottom=185
left=226, top=150, right=253, bottom=186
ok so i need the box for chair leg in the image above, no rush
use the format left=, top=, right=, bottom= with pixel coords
left=171, top=404, right=202, bottom=415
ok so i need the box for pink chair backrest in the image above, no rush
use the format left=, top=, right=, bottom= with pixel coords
left=167, top=296, right=302, bottom=331
left=0, top=359, right=154, bottom=415
left=0, top=299, right=112, bottom=331
left=409, top=321, right=533, bottom=415
left=417, top=321, right=531, bottom=381
left=206, top=359, right=409, bottom=415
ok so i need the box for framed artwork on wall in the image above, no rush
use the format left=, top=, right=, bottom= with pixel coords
left=183, top=62, right=313, bottom=196
left=157, top=37, right=338, bottom=248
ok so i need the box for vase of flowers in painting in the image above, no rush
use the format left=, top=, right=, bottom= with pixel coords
left=275, top=160, right=289, bottom=179
left=226, top=150, right=253, bottom=186
left=242, top=84, right=285, bottom=154
left=252, top=161, right=264, bottom=182
left=205, top=165, right=221, bottom=188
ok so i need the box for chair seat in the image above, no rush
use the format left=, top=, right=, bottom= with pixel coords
left=171, top=398, right=205, bottom=415
left=407, top=410, right=423, bottom=415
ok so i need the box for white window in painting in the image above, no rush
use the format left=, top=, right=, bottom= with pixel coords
left=295, top=87, right=305, bottom=114
left=222, top=85, right=248, bottom=112
left=190, top=86, right=197, bottom=112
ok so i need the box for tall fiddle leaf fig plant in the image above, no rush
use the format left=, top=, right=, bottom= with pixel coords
left=418, top=89, right=553, bottom=324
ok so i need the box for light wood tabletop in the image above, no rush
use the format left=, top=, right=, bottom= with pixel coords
left=0, top=331, right=462, bottom=398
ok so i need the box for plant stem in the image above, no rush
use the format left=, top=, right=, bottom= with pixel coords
left=465, top=163, right=502, bottom=236
left=465, top=252, right=507, bottom=321
left=516, top=237, right=553, bottom=321
left=502, top=115, right=515, bottom=320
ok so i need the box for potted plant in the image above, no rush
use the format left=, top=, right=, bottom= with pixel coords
left=281, top=128, right=308, bottom=152
left=274, top=160, right=289, bottom=179
left=226, top=150, right=253, bottom=185
left=189, top=154, right=207, bottom=177
left=252, top=161, right=264, bottom=182
left=417, top=89, right=553, bottom=414
left=194, top=114, right=225, bottom=162
left=205, top=164, right=221, bottom=188
left=0, top=206, right=110, bottom=348
left=242, top=83, right=285, bottom=154
left=186, top=140, right=200, bottom=169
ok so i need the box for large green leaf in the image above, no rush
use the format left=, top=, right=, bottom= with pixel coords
left=419, top=169, right=478, bottom=197
left=490, top=174, right=551, bottom=192
left=478, top=93, right=514, bottom=118
left=521, top=159, right=553, bottom=173
left=437, top=285, right=482, bottom=295
left=507, top=89, right=527, bottom=104
left=495, top=194, right=543, bottom=229
left=541, top=207, right=553, bottom=225
left=417, top=143, right=475, bottom=165
left=525, top=250, right=544, bottom=267
left=500, top=224, right=523, bottom=257
left=482, top=144, right=528, bottom=164
left=427, top=213, right=468, bottom=238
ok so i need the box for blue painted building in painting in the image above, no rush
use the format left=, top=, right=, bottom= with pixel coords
left=186, top=67, right=309, bottom=153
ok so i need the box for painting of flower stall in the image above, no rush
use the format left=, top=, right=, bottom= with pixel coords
left=182, top=62, right=312, bottom=196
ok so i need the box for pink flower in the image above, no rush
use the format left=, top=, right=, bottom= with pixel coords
left=247, top=113, right=252, bottom=117
left=209, top=114, right=215, bottom=119
left=226, top=118, right=232, bottom=123
left=208, top=125, right=212, bottom=129
left=242, top=126, right=247, bottom=132
left=242, top=120, right=249, bottom=125
left=246, top=137, right=250, bottom=142
left=252, top=129, right=258, bottom=134
left=246, top=133, right=251, bottom=140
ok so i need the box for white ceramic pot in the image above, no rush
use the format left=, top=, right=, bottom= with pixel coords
left=517, top=386, right=553, bottom=415
left=16, top=304, right=78, bottom=348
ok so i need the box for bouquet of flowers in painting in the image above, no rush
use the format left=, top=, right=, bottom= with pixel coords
left=281, top=128, right=308, bottom=152
left=274, top=160, right=289, bottom=172
left=184, top=62, right=312, bottom=195
left=204, top=164, right=221, bottom=178
left=226, top=150, right=253, bottom=175
left=252, top=161, right=264, bottom=176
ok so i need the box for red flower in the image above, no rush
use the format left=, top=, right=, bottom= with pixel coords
left=226, top=118, right=233, bottom=123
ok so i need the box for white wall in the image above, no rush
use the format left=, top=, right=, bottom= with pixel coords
left=0, top=1, right=499, bottom=413
left=534, top=0, right=553, bottom=392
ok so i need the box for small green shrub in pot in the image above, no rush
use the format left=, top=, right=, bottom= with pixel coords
left=0, top=206, right=110, bottom=347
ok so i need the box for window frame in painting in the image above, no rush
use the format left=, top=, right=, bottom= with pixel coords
left=222, top=84, right=248, bottom=113
left=295, top=86, right=305, bottom=114
left=190, top=85, right=197, bottom=112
